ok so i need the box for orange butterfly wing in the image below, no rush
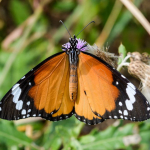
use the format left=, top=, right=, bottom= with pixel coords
left=0, top=52, right=74, bottom=121
left=75, top=70, right=104, bottom=125
left=75, top=52, right=150, bottom=124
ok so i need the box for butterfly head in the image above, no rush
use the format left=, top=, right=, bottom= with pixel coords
left=62, top=35, right=87, bottom=64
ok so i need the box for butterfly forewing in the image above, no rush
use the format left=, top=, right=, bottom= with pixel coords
left=0, top=52, right=74, bottom=121
left=75, top=52, right=150, bottom=123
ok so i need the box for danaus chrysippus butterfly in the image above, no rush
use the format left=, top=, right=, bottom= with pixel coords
left=0, top=21, right=150, bottom=125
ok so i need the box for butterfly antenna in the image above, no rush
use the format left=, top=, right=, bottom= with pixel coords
left=59, top=20, right=71, bottom=38
left=76, top=21, right=95, bottom=37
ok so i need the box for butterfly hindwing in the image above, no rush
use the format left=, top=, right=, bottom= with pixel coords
left=0, top=52, right=74, bottom=121
left=75, top=52, right=150, bottom=124
left=75, top=68, right=104, bottom=125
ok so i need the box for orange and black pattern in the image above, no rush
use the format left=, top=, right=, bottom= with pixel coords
left=0, top=52, right=73, bottom=121
left=75, top=52, right=150, bottom=125
left=0, top=37, right=150, bottom=125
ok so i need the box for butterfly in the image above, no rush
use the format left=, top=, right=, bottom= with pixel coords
left=0, top=22, right=150, bottom=125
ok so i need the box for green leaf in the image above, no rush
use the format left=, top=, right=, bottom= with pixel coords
left=9, top=0, right=31, bottom=25
left=42, top=117, right=84, bottom=150
left=0, top=120, right=38, bottom=149
left=64, top=138, right=82, bottom=150
left=79, top=123, right=137, bottom=150
left=118, top=43, right=127, bottom=65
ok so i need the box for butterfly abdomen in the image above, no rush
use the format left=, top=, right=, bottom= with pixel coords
left=69, top=64, right=78, bottom=101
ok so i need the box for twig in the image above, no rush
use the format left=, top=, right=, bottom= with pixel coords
left=117, top=54, right=131, bottom=71
left=120, top=0, right=150, bottom=35
left=95, top=1, right=123, bottom=47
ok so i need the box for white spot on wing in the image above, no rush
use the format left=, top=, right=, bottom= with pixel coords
left=21, top=109, right=26, bottom=115
left=33, top=114, right=36, bottom=117
left=125, top=100, right=133, bottom=110
left=28, top=109, right=31, bottom=112
left=121, top=75, right=126, bottom=78
left=128, top=82, right=136, bottom=90
left=16, top=100, right=23, bottom=110
left=126, top=84, right=136, bottom=104
left=119, top=110, right=122, bottom=114
left=12, top=84, right=21, bottom=103
left=119, top=102, right=123, bottom=106
left=0, top=107, right=1, bottom=111
left=124, top=110, right=128, bottom=116
left=12, top=84, right=20, bottom=91
left=27, top=101, right=30, bottom=105
left=21, top=76, right=25, bottom=79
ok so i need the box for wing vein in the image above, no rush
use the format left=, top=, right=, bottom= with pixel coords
left=36, top=55, right=66, bottom=86
left=55, top=55, right=68, bottom=116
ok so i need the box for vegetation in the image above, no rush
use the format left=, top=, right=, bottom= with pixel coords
left=0, top=0, right=150, bottom=149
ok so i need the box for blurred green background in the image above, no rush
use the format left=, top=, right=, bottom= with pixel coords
left=0, top=0, right=150, bottom=149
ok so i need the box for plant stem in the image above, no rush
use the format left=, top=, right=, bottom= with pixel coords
left=120, top=0, right=150, bottom=35
left=95, top=1, right=123, bottom=47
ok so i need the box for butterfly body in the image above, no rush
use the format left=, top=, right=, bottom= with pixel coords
left=65, top=35, right=80, bottom=101
left=0, top=35, right=150, bottom=125
left=69, top=63, right=78, bottom=101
